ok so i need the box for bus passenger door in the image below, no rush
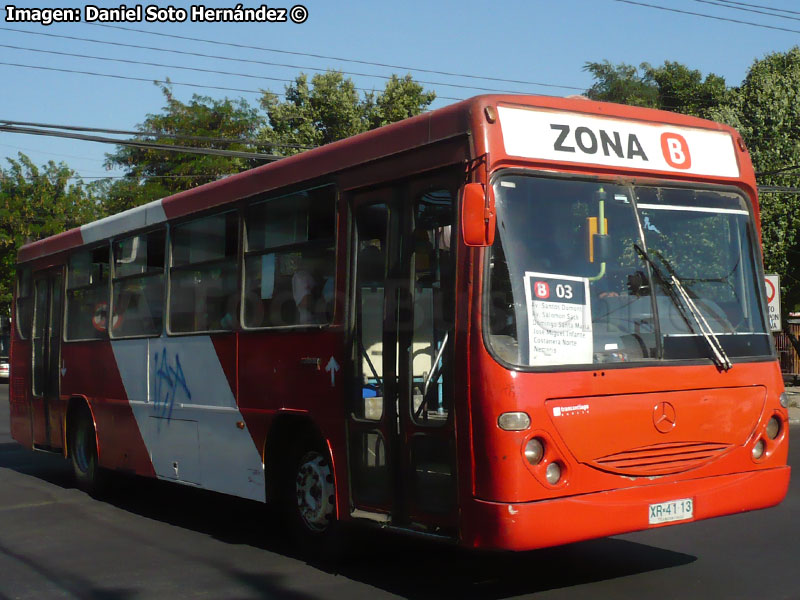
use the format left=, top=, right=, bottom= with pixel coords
left=347, top=174, right=458, bottom=532
left=31, top=269, right=63, bottom=449
left=398, top=183, right=458, bottom=530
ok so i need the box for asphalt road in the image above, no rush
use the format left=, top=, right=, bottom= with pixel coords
left=1, top=383, right=798, bottom=600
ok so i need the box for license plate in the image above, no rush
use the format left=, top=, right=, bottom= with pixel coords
left=648, top=498, right=693, bottom=525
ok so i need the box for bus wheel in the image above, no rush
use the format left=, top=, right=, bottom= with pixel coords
left=70, top=407, right=101, bottom=494
left=285, top=439, right=340, bottom=556
left=295, top=449, right=335, bottom=533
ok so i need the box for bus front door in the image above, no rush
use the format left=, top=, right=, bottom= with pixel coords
left=348, top=174, right=458, bottom=533
left=31, top=269, right=63, bottom=449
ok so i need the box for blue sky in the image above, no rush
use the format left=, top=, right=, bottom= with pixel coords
left=1, top=0, right=798, bottom=182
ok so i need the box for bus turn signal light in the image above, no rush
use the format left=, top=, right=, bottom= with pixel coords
left=499, top=412, right=530, bottom=431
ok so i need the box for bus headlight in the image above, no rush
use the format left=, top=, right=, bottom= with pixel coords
left=779, top=392, right=789, bottom=408
left=752, top=439, right=766, bottom=460
left=766, top=417, right=781, bottom=440
left=524, top=438, right=544, bottom=465
left=545, top=462, right=562, bottom=485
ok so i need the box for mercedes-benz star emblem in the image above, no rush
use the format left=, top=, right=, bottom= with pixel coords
left=653, top=401, right=677, bottom=433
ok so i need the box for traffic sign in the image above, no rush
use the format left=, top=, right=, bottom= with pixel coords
left=765, top=274, right=781, bottom=332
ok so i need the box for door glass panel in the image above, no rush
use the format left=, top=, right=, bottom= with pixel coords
left=47, top=274, right=62, bottom=396
left=410, top=435, right=455, bottom=513
left=350, top=201, right=392, bottom=508
left=32, top=278, right=47, bottom=397
left=410, top=190, right=454, bottom=425
left=354, top=203, right=389, bottom=421
left=350, top=431, right=390, bottom=506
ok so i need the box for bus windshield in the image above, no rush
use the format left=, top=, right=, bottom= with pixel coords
left=487, top=173, right=771, bottom=368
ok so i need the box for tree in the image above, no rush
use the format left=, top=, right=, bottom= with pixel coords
left=584, top=60, right=729, bottom=118
left=367, top=74, right=437, bottom=128
left=102, top=73, right=436, bottom=214
left=713, top=48, right=800, bottom=310
left=584, top=61, right=659, bottom=108
left=0, top=154, right=99, bottom=313
left=259, top=71, right=436, bottom=155
left=102, top=83, right=267, bottom=213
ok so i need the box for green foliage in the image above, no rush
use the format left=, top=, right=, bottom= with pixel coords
left=259, top=72, right=367, bottom=152
left=585, top=51, right=800, bottom=309
left=0, top=71, right=436, bottom=314
left=725, top=48, right=800, bottom=309
left=368, top=74, right=437, bottom=128
left=259, top=71, right=435, bottom=155
left=102, top=73, right=435, bottom=214
left=0, top=154, right=99, bottom=313
left=584, top=60, right=729, bottom=118
left=103, top=83, right=267, bottom=213
left=584, top=61, right=660, bottom=108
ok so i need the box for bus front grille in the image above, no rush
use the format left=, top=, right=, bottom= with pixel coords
left=593, top=441, right=732, bottom=476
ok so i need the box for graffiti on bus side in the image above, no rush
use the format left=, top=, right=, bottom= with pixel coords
left=153, top=348, right=191, bottom=420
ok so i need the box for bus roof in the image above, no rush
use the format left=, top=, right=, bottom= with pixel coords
left=18, top=94, right=746, bottom=264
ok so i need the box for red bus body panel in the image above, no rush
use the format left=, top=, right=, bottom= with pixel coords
left=9, top=94, right=788, bottom=551
left=464, top=466, right=789, bottom=551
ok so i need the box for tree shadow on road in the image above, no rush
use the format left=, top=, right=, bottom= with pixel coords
left=0, top=444, right=696, bottom=599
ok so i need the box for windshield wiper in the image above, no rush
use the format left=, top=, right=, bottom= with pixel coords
left=633, top=244, right=732, bottom=371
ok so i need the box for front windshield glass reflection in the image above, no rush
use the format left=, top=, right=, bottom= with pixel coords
left=487, top=174, right=771, bottom=368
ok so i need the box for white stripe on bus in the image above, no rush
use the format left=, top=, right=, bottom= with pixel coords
left=81, top=199, right=167, bottom=245
left=111, top=337, right=266, bottom=502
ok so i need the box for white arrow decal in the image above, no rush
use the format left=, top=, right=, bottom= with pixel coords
left=60, top=359, right=67, bottom=377
left=325, top=356, right=340, bottom=387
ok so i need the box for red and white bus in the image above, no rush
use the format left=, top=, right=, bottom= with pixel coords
left=9, top=95, right=790, bottom=551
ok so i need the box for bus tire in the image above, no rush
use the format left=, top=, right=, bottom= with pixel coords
left=69, top=406, right=102, bottom=495
left=284, top=435, right=341, bottom=558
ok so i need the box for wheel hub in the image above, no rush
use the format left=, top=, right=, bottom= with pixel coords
left=295, top=451, right=334, bottom=532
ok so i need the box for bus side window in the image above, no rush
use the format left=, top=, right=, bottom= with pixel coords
left=243, top=185, right=336, bottom=328
left=111, top=228, right=165, bottom=338
left=65, top=245, right=110, bottom=341
left=169, top=212, right=239, bottom=334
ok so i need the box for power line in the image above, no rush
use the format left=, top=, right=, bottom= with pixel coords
left=24, top=173, right=223, bottom=181
left=713, top=0, right=800, bottom=16
left=0, top=120, right=315, bottom=151
left=0, top=61, right=467, bottom=103
left=0, top=142, right=101, bottom=162
left=0, top=60, right=278, bottom=95
left=756, top=165, right=800, bottom=177
left=0, top=26, right=582, bottom=94
left=0, top=42, right=309, bottom=86
left=759, top=186, right=800, bottom=195
left=2, top=25, right=716, bottom=103
left=0, top=123, right=283, bottom=161
left=0, top=42, right=546, bottom=96
left=0, top=56, right=463, bottom=103
left=613, top=0, right=800, bottom=34
left=692, top=0, right=800, bottom=21
left=88, top=22, right=584, bottom=90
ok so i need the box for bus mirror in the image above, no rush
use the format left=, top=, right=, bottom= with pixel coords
left=462, top=183, right=496, bottom=247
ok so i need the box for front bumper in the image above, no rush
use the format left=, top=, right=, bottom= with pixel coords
left=462, top=466, right=790, bottom=551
